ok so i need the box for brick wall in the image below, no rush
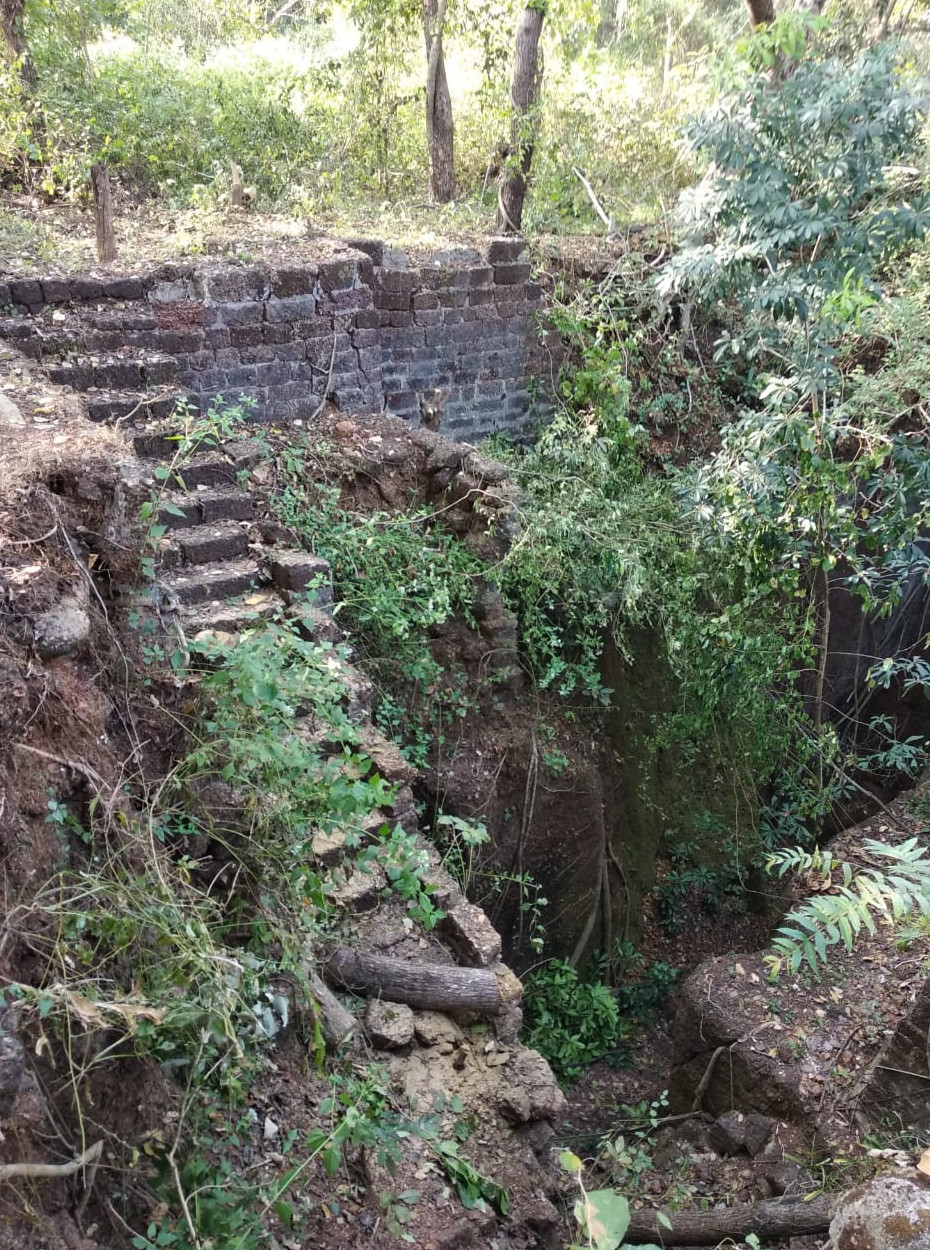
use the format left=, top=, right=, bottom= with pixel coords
left=0, top=237, right=560, bottom=443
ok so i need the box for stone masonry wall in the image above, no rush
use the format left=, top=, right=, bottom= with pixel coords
left=0, top=237, right=560, bottom=442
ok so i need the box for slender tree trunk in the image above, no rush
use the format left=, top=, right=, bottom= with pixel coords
left=496, top=4, right=544, bottom=234
left=744, top=0, right=775, bottom=26
left=423, top=0, right=454, bottom=203
left=91, top=165, right=117, bottom=264
left=1, top=0, right=35, bottom=86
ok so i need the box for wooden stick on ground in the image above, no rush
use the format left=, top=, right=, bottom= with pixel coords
left=625, top=1194, right=833, bottom=1245
left=326, top=948, right=502, bottom=1012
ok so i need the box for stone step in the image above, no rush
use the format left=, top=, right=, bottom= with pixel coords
left=179, top=592, right=280, bottom=636
left=86, top=389, right=188, bottom=424
left=161, top=558, right=263, bottom=606
left=157, top=487, right=255, bottom=530
left=163, top=455, right=240, bottom=491
left=268, top=550, right=334, bottom=604
left=174, top=522, right=250, bottom=565
left=46, top=352, right=180, bottom=392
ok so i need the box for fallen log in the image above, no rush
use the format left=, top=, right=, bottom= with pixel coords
left=625, top=1195, right=833, bottom=1245
left=325, top=948, right=502, bottom=1012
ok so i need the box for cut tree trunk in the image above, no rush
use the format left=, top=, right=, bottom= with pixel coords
left=625, top=1195, right=833, bottom=1245
left=326, top=948, right=502, bottom=1012
left=423, top=0, right=454, bottom=203
left=745, top=0, right=775, bottom=25
left=497, top=4, right=544, bottom=234
left=91, top=164, right=117, bottom=264
left=308, top=973, right=356, bottom=1048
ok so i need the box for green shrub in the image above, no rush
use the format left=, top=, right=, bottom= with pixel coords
left=523, top=959, right=622, bottom=1080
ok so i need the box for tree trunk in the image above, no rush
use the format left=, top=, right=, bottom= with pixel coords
left=626, top=1195, right=833, bottom=1245
left=91, top=165, right=117, bottom=264
left=1, top=0, right=35, bottom=86
left=496, top=5, right=544, bottom=234
left=423, top=0, right=454, bottom=203
left=325, top=948, right=503, bottom=1012
left=744, top=0, right=775, bottom=25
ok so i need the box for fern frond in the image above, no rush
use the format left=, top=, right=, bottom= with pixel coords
left=765, top=839, right=930, bottom=978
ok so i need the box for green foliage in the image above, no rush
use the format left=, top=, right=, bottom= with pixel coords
left=766, top=837, right=930, bottom=977
left=522, top=959, right=622, bottom=1079
left=661, top=17, right=930, bottom=389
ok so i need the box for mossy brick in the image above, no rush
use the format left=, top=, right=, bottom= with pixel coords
left=9, top=279, right=42, bottom=306
left=105, top=277, right=145, bottom=300
left=487, top=237, right=527, bottom=263
left=378, top=269, right=420, bottom=295
left=411, top=291, right=440, bottom=311
left=387, top=311, right=415, bottom=327
left=94, top=359, right=144, bottom=388
left=355, top=346, right=381, bottom=372
left=493, top=262, right=532, bottom=285
left=385, top=389, right=417, bottom=411
left=272, top=265, right=317, bottom=297
left=205, top=328, right=231, bottom=350
left=251, top=361, right=294, bottom=386
left=69, top=277, right=104, bottom=301
left=214, top=347, right=240, bottom=367
left=317, top=256, right=359, bottom=293
left=89, top=311, right=158, bottom=331
left=265, top=294, right=317, bottom=323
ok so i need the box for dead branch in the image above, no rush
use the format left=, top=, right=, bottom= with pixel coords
left=0, top=1139, right=103, bottom=1182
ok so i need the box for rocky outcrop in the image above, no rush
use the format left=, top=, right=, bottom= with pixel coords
left=862, top=976, right=930, bottom=1132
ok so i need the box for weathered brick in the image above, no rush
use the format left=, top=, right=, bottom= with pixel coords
left=318, top=256, right=359, bottom=293
left=487, top=237, right=527, bottom=263
left=216, top=300, right=263, bottom=327
left=202, top=266, right=270, bottom=302
left=355, top=346, right=381, bottom=373
left=411, top=291, right=440, bottom=311
left=525, top=281, right=543, bottom=303
left=387, top=311, right=414, bottom=328
left=105, top=277, right=145, bottom=300
left=438, top=290, right=468, bottom=309
left=9, top=279, right=42, bottom=307
left=69, top=277, right=104, bottom=301
left=0, top=283, right=11, bottom=308
left=414, top=309, right=442, bottom=327
left=261, top=322, right=298, bottom=345
left=493, top=262, right=532, bottom=286
left=265, top=294, right=317, bottom=323
left=230, top=324, right=264, bottom=348
left=40, top=279, right=70, bottom=304
left=470, top=265, right=494, bottom=286
left=272, top=265, right=317, bottom=297
left=354, top=308, right=380, bottom=330
left=351, top=328, right=380, bottom=349
left=319, top=287, right=370, bottom=314
left=468, top=287, right=494, bottom=307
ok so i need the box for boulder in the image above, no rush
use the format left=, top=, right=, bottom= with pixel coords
left=830, top=1173, right=930, bottom=1250
left=364, top=1000, right=415, bottom=1050
left=33, top=595, right=91, bottom=658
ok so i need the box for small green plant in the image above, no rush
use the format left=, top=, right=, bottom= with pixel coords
left=560, top=1148, right=665, bottom=1250
left=523, top=960, right=622, bottom=1080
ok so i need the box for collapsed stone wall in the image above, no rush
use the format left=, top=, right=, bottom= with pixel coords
left=0, top=237, right=560, bottom=442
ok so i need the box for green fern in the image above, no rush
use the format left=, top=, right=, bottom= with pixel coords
left=765, top=838, right=930, bottom=978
